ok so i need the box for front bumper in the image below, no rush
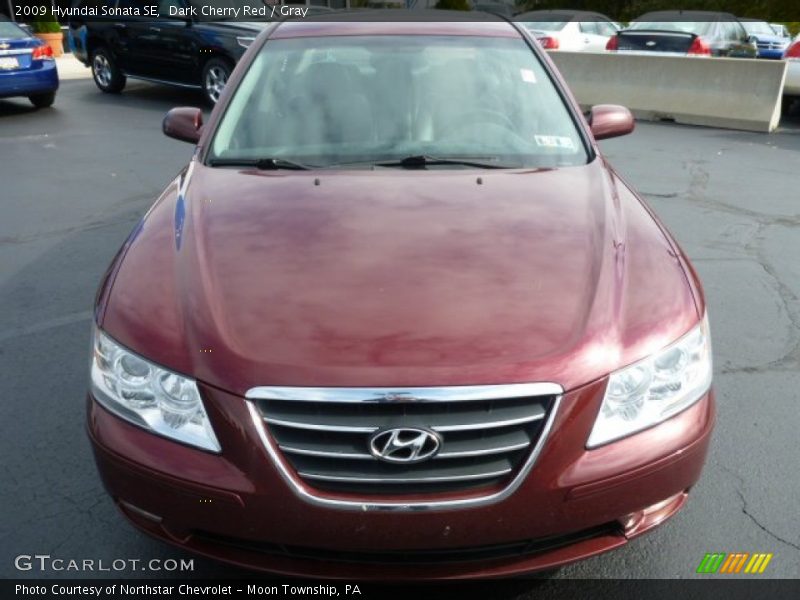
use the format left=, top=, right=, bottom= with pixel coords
left=756, top=49, right=786, bottom=59
left=87, top=379, right=715, bottom=579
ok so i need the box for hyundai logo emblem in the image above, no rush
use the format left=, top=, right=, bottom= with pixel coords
left=368, top=428, right=442, bottom=464
left=646, top=41, right=657, bottom=47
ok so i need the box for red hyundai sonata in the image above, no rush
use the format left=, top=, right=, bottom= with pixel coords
left=87, top=16, right=714, bottom=578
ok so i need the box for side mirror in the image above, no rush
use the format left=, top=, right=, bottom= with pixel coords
left=589, top=104, right=634, bottom=141
left=162, top=107, right=203, bottom=144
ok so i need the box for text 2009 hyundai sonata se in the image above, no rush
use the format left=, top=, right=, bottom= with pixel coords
left=87, top=17, right=715, bottom=578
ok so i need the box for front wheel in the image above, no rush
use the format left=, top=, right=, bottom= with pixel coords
left=29, top=91, right=56, bottom=108
left=782, top=97, right=798, bottom=117
left=91, top=47, right=126, bottom=94
left=201, top=58, right=232, bottom=105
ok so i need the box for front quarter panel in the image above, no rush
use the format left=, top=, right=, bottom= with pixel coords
left=97, top=170, right=193, bottom=375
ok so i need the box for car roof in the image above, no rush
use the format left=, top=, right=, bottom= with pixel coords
left=515, top=10, right=610, bottom=21
left=271, top=12, right=520, bottom=39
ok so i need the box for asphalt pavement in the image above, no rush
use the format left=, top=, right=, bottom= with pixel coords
left=1, top=78, right=799, bottom=588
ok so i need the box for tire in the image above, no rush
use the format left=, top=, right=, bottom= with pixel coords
left=91, top=46, right=126, bottom=94
left=201, top=57, right=232, bottom=105
left=29, top=91, right=56, bottom=108
left=782, top=97, right=798, bottom=117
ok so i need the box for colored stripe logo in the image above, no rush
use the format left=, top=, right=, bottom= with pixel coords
left=697, top=553, right=773, bottom=574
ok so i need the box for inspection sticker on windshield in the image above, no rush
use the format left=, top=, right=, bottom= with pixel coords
left=535, top=135, right=575, bottom=150
left=520, top=68, right=537, bottom=84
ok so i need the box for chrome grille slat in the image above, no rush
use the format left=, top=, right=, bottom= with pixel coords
left=280, top=440, right=531, bottom=461
left=437, top=441, right=531, bottom=459
left=291, top=453, right=518, bottom=485
left=263, top=402, right=546, bottom=433
left=248, top=383, right=563, bottom=403
left=251, top=384, right=558, bottom=497
left=275, top=425, right=533, bottom=461
left=265, top=417, right=375, bottom=433
left=298, top=468, right=513, bottom=484
left=434, top=413, right=544, bottom=432
left=265, top=413, right=543, bottom=434
left=280, top=445, right=373, bottom=460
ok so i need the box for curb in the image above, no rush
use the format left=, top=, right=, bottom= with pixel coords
left=56, top=54, right=92, bottom=81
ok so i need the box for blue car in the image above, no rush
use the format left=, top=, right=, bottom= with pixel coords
left=740, top=18, right=790, bottom=59
left=0, top=16, right=59, bottom=108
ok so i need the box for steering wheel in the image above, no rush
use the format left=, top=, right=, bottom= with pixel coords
left=439, top=109, right=517, bottom=138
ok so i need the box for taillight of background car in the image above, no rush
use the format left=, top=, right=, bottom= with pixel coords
left=785, top=40, right=800, bottom=59
left=605, top=36, right=618, bottom=51
left=31, top=45, right=54, bottom=61
left=687, top=37, right=712, bottom=56
left=537, top=36, right=559, bottom=50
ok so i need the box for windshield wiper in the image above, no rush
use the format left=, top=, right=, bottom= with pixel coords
left=207, top=157, right=313, bottom=170
left=373, top=155, right=518, bottom=169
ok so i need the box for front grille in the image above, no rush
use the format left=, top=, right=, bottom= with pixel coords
left=193, top=522, right=622, bottom=565
left=251, top=385, right=558, bottom=496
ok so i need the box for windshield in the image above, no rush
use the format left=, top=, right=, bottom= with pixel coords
left=628, top=21, right=712, bottom=35
left=742, top=21, right=776, bottom=36
left=209, top=35, right=588, bottom=169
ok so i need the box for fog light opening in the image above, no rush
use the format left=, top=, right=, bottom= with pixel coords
left=621, top=491, right=687, bottom=537
left=643, top=492, right=685, bottom=517
left=118, top=499, right=162, bottom=523
left=620, top=511, right=644, bottom=531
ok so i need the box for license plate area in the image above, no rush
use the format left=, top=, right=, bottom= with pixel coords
left=0, top=56, right=20, bottom=70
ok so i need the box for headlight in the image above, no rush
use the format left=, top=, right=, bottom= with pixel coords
left=90, top=328, right=221, bottom=452
left=587, top=314, right=712, bottom=448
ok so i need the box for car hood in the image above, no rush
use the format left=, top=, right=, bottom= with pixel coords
left=102, top=159, right=700, bottom=395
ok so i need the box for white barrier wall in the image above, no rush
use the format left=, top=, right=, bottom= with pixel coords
left=548, top=51, right=788, bottom=133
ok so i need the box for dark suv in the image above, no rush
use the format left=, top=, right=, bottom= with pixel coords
left=68, top=0, right=271, bottom=104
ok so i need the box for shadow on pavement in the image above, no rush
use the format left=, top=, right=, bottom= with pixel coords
left=1, top=79, right=206, bottom=121
left=781, top=97, right=800, bottom=131
left=73, top=79, right=208, bottom=112
left=0, top=98, right=42, bottom=118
